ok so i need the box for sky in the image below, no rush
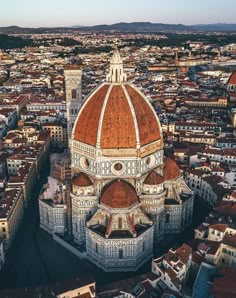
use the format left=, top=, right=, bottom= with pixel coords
left=1, top=0, right=236, bottom=28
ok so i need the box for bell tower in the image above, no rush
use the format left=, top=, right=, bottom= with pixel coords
left=64, top=65, right=82, bottom=146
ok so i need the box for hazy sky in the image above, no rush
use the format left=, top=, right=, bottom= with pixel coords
left=1, top=0, right=236, bottom=27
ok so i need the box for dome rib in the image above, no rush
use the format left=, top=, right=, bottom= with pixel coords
left=121, top=84, right=140, bottom=147
left=96, top=84, right=113, bottom=147
left=73, top=83, right=162, bottom=151
left=73, top=83, right=109, bottom=146
left=125, top=84, right=161, bottom=146
left=100, top=85, right=137, bottom=149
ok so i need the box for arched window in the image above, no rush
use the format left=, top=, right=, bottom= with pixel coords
left=118, top=217, right=122, bottom=229
left=71, top=89, right=77, bottom=99
left=166, top=213, right=170, bottom=223
left=119, top=248, right=123, bottom=259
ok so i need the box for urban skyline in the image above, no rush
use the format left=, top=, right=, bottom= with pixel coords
left=1, top=0, right=236, bottom=27
left=1, top=1, right=236, bottom=296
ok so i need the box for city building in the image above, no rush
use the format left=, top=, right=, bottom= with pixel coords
left=66, top=47, right=193, bottom=271
left=7, top=161, right=36, bottom=207
left=0, top=94, right=30, bottom=116
left=0, top=188, right=24, bottom=249
left=39, top=158, right=70, bottom=235
left=185, top=97, right=227, bottom=108
left=152, top=243, right=192, bottom=293
left=42, top=122, right=68, bottom=149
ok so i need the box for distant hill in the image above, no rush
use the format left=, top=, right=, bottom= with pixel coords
left=1, top=22, right=236, bottom=34
left=0, top=26, right=75, bottom=34
left=83, top=22, right=188, bottom=32
left=190, top=23, right=236, bottom=31
left=84, top=22, right=236, bottom=32
left=0, top=34, right=32, bottom=49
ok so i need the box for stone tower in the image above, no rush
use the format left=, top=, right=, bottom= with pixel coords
left=64, top=65, right=82, bottom=145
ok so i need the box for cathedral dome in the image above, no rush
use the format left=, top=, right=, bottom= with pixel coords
left=100, top=180, right=138, bottom=209
left=72, top=172, right=93, bottom=187
left=164, top=158, right=181, bottom=180
left=73, top=83, right=162, bottom=150
left=72, top=46, right=162, bottom=155
left=228, top=72, right=236, bottom=85
left=144, top=171, right=164, bottom=185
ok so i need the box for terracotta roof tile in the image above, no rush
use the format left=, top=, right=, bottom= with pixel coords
left=144, top=171, right=164, bottom=185
left=100, top=85, right=136, bottom=149
left=100, top=180, right=138, bottom=209
left=209, top=224, right=227, bottom=233
left=72, top=173, right=93, bottom=187
left=228, top=71, right=236, bottom=85
left=223, top=234, right=236, bottom=249
left=164, top=158, right=181, bottom=180
left=211, top=269, right=236, bottom=297
left=214, top=202, right=236, bottom=218
left=176, top=243, right=192, bottom=264
left=125, top=84, right=161, bottom=146
left=74, top=84, right=110, bottom=145
left=73, top=83, right=162, bottom=150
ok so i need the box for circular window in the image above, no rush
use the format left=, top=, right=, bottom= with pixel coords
left=114, top=163, right=123, bottom=171
left=111, top=162, right=126, bottom=175
left=80, top=156, right=90, bottom=169
left=84, top=158, right=90, bottom=167
left=146, top=155, right=155, bottom=168
left=146, top=157, right=151, bottom=165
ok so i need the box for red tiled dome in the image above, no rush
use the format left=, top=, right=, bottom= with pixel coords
left=72, top=173, right=93, bottom=187
left=228, top=72, right=236, bottom=85
left=73, top=83, right=162, bottom=149
left=144, top=171, right=164, bottom=185
left=100, top=180, right=138, bottom=208
left=164, top=158, right=181, bottom=180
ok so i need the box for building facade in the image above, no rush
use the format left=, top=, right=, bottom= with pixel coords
left=0, top=188, right=24, bottom=249
left=42, top=122, right=68, bottom=149
left=39, top=159, right=70, bottom=235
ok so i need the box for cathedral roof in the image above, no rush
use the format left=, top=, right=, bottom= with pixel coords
left=72, top=173, right=93, bottom=187
left=144, top=171, right=164, bottom=185
left=73, top=83, right=162, bottom=150
left=72, top=46, right=162, bottom=154
left=100, top=180, right=138, bottom=209
left=164, top=158, right=181, bottom=180
left=228, top=71, right=236, bottom=85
